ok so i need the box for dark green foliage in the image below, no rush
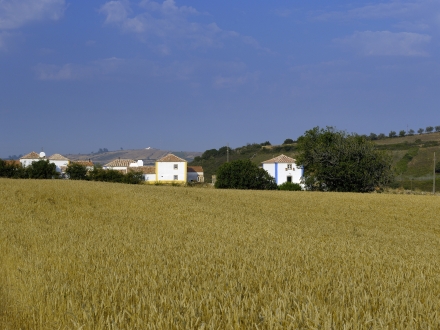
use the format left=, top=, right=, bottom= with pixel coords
left=296, top=127, right=394, bottom=192
left=408, top=129, right=415, bottom=136
left=377, top=133, right=386, bottom=139
left=395, top=147, right=419, bottom=175
left=66, top=163, right=88, bottom=180
left=26, top=160, right=58, bottom=179
left=261, top=141, right=271, bottom=146
left=418, top=128, right=424, bottom=134
left=435, top=126, right=440, bottom=132
left=88, top=168, right=124, bottom=183
left=389, top=131, right=397, bottom=138
left=426, top=126, right=434, bottom=133
left=0, top=159, right=26, bottom=178
left=215, top=159, right=277, bottom=190
left=399, top=130, right=406, bottom=137
left=122, top=171, right=144, bottom=184
left=283, top=138, right=294, bottom=144
left=368, top=133, right=378, bottom=140
left=278, top=182, right=302, bottom=191
left=436, top=162, right=440, bottom=174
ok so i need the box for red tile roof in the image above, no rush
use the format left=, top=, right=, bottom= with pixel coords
left=157, top=154, right=187, bottom=162
left=104, top=159, right=136, bottom=167
left=188, top=166, right=203, bottom=173
left=71, top=160, right=94, bottom=167
left=48, top=153, right=69, bottom=161
left=21, top=152, right=42, bottom=159
left=262, top=154, right=296, bottom=164
left=129, top=166, right=155, bottom=174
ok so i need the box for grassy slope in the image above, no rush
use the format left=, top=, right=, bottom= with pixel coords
left=1, top=179, right=440, bottom=328
left=191, top=133, right=440, bottom=190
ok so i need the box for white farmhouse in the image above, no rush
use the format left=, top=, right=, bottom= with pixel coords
left=104, top=159, right=137, bottom=173
left=48, top=154, right=70, bottom=173
left=20, top=151, right=46, bottom=167
left=156, top=154, right=187, bottom=184
left=187, top=166, right=204, bottom=183
left=262, top=154, right=303, bottom=186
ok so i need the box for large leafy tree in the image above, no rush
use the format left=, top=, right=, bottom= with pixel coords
left=296, top=127, right=394, bottom=192
left=66, top=163, right=88, bottom=180
left=26, top=160, right=58, bottom=179
left=215, top=159, right=277, bottom=190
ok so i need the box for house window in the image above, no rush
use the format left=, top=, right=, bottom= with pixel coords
left=287, top=176, right=292, bottom=183
left=174, top=175, right=178, bottom=180
left=174, top=164, right=178, bottom=170
left=287, top=164, right=292, bottom=170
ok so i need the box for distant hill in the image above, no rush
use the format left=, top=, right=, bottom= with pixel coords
left=190, top=132, right=440, bottom=191
left=65, top=148, right=202, bottom=166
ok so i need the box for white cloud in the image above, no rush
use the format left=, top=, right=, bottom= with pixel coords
left=336, top=31, right=431, bottom=56
left=34, top=57, right=125, bottom=81
left=0, top=0, right=66, bottom=29
left=99, top=0, right=269, bottom=54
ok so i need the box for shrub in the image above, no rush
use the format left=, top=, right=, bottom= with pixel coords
left=278, top=182, right=302, bottom=191
left=66, top=163, right=88, bottom=180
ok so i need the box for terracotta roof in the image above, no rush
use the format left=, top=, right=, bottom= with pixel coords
left=188, top=166, right=203, bottom=173
left=129, top=166, right=155, bottom=174
left=104, top=159, right=136, bottom=167
left=48, top=153, right=69, bottom=161
left=21, top=151, right=42, bottom=159
left=72, top=160, right=94, bottom=167
left=5, top=160, right=21, bottom=166
left=262, top=154, right=296, bottom=164
left=157, top=154, right=187, bottom=163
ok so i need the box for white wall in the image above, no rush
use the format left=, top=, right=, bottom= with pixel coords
left=187, top=171, right=203, bottom=182
left=49, top=160, right=69, bottom=173
left=144, top=173, right=156, bottom=181
left=20, top=159, right=39, bottom=167
left=263, top=162, right=303, bottom=185
left=157, top=162, right=186, bottom=182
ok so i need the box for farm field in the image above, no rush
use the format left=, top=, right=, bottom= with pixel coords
left=1, top=179, right=440, bottom=329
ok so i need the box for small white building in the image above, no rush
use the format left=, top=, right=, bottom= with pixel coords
left=156, top=154, right=187, bottom=184
left=48, top=154, right=70, bottom=173
left=20, top=151, right=46, bottom=167
left=187, top=166, right=204, bottom=183
left=262, top=154, right=303, bottom=186
left=104, top=159, right=137, bottom=173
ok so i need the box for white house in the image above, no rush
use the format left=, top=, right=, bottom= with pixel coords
left=48, top=154, right=70, bottom=173
left=262, top=154, right=303, bottom=186
left=187, top=166, right=204, bottom=182
left=20, top=151, right=46, bottom=167
left=129, top=166, right=156, bottom=182
left=156, top=154, right=187, bottom=184
left=104, top=158, right=138, bottom=173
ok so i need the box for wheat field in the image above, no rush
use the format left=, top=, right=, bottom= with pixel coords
left=1, top=179, right=440, bottom=329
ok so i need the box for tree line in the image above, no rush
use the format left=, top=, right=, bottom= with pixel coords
left=367, top=126, right=440, bottom=140
left=0, top=159, right=143, bottom=184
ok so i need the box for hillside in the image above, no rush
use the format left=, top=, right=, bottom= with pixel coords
left=65, top=148, right=202, bottom=165
left=190, top=132, right=440, bottom=190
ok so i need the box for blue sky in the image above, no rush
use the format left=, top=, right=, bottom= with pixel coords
left=1, top=0, right=439, bottom=156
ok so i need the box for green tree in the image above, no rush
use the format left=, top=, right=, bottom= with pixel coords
left=418, top=128, right=424, bottom=135
left=0, top=159, right=25, bottom=178
left=368, top=133, right=378, bottom=140
left=426, top=126, right=434, bottom=133
left=26, top=160, right=58, bottom=179
left=389, top=131, right=397, bottom=138
left=283, top=138, right=294, bottom=144
left=408, top=129, right=415, bottom=136
left=436, top=161, right=440, bottom=174
left=295, top=127, right=394, bottom=192
left=399, top=130, right=406, bottom=137
left=377, top=133, right=386, bottom=139
left=66, top=163, right=88, bottom=180
left=215, top=159, right=277, bottom=190
left=435, top=126, right=440, bottom=132
left=123, top=171, right=144, bottom=184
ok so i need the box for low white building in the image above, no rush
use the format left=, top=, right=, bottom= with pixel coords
left=187, top=166, right=204, bottom=182
left=104, top=159, right=138, bottom=173
left=262, top=154, right=303, bottom=186
left=20, top=151, right=45, bottom=167
left=48, top=154, right=70, bottom=173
